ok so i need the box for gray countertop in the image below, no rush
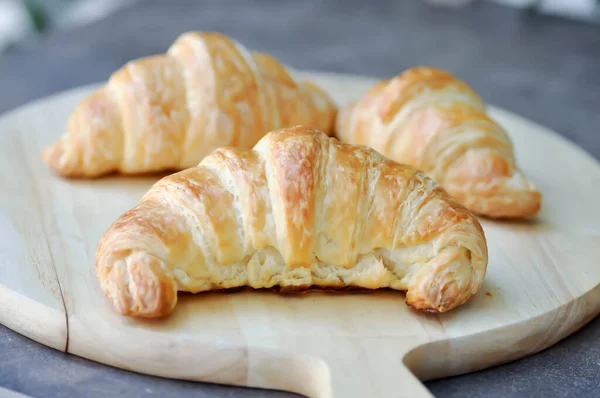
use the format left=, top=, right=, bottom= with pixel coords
left=1, top=0, right=599, bottom=397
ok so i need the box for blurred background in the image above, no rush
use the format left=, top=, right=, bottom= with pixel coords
left=0, top=0, right=599, bottom=55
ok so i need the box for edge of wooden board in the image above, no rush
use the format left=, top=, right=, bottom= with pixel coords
left=0, top=282, right=67, bottom=352
left=406, top=281, right=600, bottom=381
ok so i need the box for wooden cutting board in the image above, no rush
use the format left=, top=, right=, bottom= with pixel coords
left=1, top=71, right=599, bottom=398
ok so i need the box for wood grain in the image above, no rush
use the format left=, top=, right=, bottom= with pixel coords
left=0, top=72, right=599, bottom=398
left=0, top=100, right=69, bottom=351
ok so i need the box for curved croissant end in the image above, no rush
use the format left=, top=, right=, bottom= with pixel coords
left=100, top=251, right=177, bottom=318
left=335, top=66, right=542, bottom=219
left=42, top=31, right=337, bottom=178
left=96, top=126, right=488, bottom=318
left=443, top=149, right=542, bottom=218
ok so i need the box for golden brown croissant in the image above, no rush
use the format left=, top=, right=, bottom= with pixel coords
left=41, top=31, right=337, bottom=178
left=335, top=66, right=542, bottom=219
left=95, top=126, right=488, bottom=318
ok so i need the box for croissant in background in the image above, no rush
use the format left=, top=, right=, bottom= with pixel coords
left=336, top=67, right=542, bottom=219
left=96, top=126, right=488, bottom=318
left=42, top=31, right=337, bottom=178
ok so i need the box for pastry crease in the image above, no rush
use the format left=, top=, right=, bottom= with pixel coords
left=335, top=66, right=541, bottom=218
left=42, top=32, right=337, bottom=178
left=96, top=127, right=488, bottom=318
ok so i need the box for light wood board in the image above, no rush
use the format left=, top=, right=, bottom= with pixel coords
left=1, top=71, right=599, bottom=398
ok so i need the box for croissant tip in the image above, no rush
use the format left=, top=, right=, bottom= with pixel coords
left=445, top=169, right=543, bottom=219
left=472, top=189, right=543, bottom=220
left=404, top=296, right=457, bottom=314
left=41, top=141, right=64, bottom=172
left=41, top=138, right=98, bottom=178
left=100, top=251, right=178, bottom=319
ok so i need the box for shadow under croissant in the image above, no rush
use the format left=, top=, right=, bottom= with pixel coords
left=478, top=214, right=554, bottom=234
left=175, top=286, right=441, bottom=314
left=59, top=168, right=179, bottom=182
left=180, top=285, right=399, bottom=296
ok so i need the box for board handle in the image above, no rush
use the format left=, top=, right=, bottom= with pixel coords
left=246, top=347, right=333, bottom=398
left=339, top=354, right=434, bottom=398
left=329, top=364, right=434, bottom=398
left=67, top=318, right=435, bottom=398
left=373, top=364, right=435, bottom=398
left=247, top=348, right=434, bottom=398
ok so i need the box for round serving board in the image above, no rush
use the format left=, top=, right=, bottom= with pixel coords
left=1, top=71, right=599, bottom=398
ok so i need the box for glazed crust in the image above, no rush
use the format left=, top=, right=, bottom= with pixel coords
left=335, top=67, right=542, bottom=219
left=41, top=31, right=337, bottom=178
left=96, top=126, right=488, bottom=318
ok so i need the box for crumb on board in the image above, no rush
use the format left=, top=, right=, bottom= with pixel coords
left=485, top=292, right=492, bottom=297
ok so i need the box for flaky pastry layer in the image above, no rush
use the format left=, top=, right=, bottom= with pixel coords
left=335, top=66, right=541, bottom=219
left=42, top=31, right=337, bottom=178
left=96, top=127, right=488, bottom=318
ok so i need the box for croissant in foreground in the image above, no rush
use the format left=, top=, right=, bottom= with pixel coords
left=96, top=127, right=488, bottom=318
left=42, top=31, right=337, bottom=178
left=336, top=66, right=542, bottom=219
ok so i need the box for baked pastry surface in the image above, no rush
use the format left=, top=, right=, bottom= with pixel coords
left=42, top=31, right=337, bottom=178
left=96, top=126, right=488, bottom=318
left=336, top=66, right=541, bottom=218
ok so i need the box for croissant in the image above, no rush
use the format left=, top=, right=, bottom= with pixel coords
left=335, top=66, right=541, bottom=219
left=41, top=31, right=337, bottom=178
left=95, top=126, right=488, bottom=318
